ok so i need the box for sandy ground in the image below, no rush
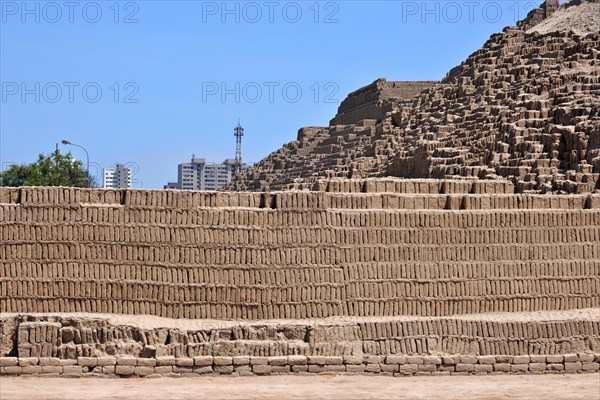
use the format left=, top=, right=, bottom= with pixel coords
left=1, top=374, right=599, bottom=400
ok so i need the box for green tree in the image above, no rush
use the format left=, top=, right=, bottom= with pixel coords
left=0, top=152, right=95, bottom=187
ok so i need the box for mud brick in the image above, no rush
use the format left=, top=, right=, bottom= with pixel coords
left=456, top=364, right=475, bottom=372
left=546, top=355, right=563, bottom=363
left=116, top=357, right=137, bottom=366
left=154, top=366, right=173, bottom=374
left=292, top=365, right=309, bottom=373
left=418, top=364, right=436, bottom=372
left=494, top=363, right=511, bottom=372
left=156, top=356, right=176, bottom=366
left=346, top=364, right=366, bottom=373
left=253, top=365, right=272, bottom=375
left=365, top=356, right=383, bottom=364
left=192, top=366, right=213, bottom=374
left=214, top=366, right=234, bottom=374
left=381, top=364, right=398, bottom=373
left=38, top=358, right=60, bottom=366
left=495, top=356, right=513, bottom=363
left=96, top=357, right=116, bottom=366
left=77, top=357, right=97, bottom=367
left=563, top=354, right=578, bottom=362
left=406, top=356, right=423, bottom=365
left=3, top=366, right=22, bottom=375
left=115, top=366, right=134, bottom=375
left=442, top=356, right=459, bottom=365
left=344, top=356, right=364, bottom=365
left=59, top=360, right=77, bottom=366
left=582, top=363, right=599, bottom=372
left=386, top=356, right=406, bottom=365
left=474, top=364, right=493, bottom=373
left=308, top=365, right=326, bottom=373
left=22, top=365, right=42, bottom=374
left=365, top=364, right=381, bottom=373
left=173, top=366, right=193, bottom=373
left=578, top=354, right=595, bottom=363
left=422, top=356, right=441, bottom=365
left=459, top=356, right=478, bottom=364
left=564, top=362, right=582, bottom=371
left=232, top=356, right=250, bottom=366
left=478, top=356, right=496, bottom=365
left=18, top=357, right=38, bottom=367
left=324, top=356, right=344, bottom=365
left=137, top=358, right=156, bottom=367
left=0, top=358, right=18, bottom=367
left=250, top=357, right=269, bottom=365
left=234, top=365, right=252, bottom=373
left=529, top=355, right=546, bottom=363
left=102, top=366, right=116, bottom=374
left=213, top=357, right=233, bottom=366
left=42, top=366, right=62, bottom=374
left=512, top=355, right=530, bottom=364
left=438, top=364, right=456, bottom=372
left=175, top=358, right=194, bottom=367
left=268, top=356, right=288, bottom=366
left=134, top=366, right=154, bottom=376
left=511, top=364, right=529, bottom=373
left=288, top=355, right=307, bottom=365
left=547, top=363, right=565, bottom=371
left=63, top=366, right=83, bottom=375
left=529, top=363, right=547, bottom=371
left=193, top=356, right=213, bottom=366
left=399, top=364, right=419, bottom=374
left=307, top=356, right=326, bottom=365
left=272, top=365, right=291, bottom=373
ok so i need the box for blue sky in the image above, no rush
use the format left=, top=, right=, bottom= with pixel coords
left=1, top=0, right=544, bottom=188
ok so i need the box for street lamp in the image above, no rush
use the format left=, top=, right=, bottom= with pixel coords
left=62, top=140, right=90, bottom=188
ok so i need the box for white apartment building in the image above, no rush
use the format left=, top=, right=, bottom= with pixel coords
left=103, top=164, right=132, bottom=189
left=175, top=158, right=237, bottom=191
left=177, top=158, right=235, bottom=190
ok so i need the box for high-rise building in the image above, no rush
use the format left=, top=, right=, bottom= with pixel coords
left=173, top=157, right=237, bottom=191
left=103, top=164, right=132, bottom=188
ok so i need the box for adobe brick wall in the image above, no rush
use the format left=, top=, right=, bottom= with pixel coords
left=1, top=185, right=599, bottom=321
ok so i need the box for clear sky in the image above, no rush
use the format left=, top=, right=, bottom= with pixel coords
left=1, top=0, right=544, bottom=188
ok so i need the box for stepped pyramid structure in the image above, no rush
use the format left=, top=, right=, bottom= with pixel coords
left=232, top=0, right=600, bottom=194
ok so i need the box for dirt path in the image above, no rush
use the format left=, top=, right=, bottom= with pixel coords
left=1, top=374, right=599, bottom=400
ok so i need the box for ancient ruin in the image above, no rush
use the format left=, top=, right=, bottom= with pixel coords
left=231, top=0, right=600, bottom=193
left=0, top=0, right=599, bottom=378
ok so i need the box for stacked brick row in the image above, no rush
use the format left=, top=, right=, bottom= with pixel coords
left=1, top=187, right=599, bottom=320
left=4, top=312, right=598, bottom=359
left=1, top=353, right=598, bottom=378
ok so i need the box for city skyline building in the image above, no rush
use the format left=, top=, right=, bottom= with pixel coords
left=102, top=164, right=132, bottom=189
left=166, top=157, right=239, bottom=191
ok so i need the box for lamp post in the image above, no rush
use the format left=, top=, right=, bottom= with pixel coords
left=61, top=140, right=90, bottom=188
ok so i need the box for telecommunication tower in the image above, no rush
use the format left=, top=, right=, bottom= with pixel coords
left=234, top=119, right=244, bottom=175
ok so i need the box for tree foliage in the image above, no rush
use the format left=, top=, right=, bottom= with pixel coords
left=0, top=152, right=94, bottom=187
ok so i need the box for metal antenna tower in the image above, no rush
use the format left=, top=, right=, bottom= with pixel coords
left=234, top=119, right=244, bottom=175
